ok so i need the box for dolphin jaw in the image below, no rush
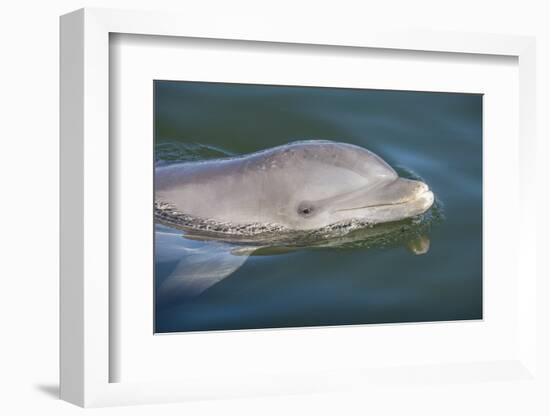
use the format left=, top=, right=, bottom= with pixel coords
left=327, top=185, right=434, bottom=226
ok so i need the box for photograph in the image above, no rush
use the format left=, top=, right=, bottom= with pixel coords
left=153, top=80, right=483, bottom=333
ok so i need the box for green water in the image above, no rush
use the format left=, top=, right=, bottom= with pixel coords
left=154, top=81, right=482, bottom=333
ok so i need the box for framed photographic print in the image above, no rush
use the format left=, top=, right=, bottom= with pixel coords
left=60, top=8, right=538, bottom=407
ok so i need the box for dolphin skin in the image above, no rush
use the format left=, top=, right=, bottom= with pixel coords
left=155, top=140, right=434, bottom=236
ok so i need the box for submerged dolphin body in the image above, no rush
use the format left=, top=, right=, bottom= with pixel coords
left=155, top=141, right=437, bottom=301
left=155, top=140, right=434, bottom=236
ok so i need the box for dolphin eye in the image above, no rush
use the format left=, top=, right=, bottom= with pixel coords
left=297, top=203, right=315, bottom=217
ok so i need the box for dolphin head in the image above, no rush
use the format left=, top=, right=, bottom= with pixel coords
left=257, top=141, right=435, bottom=230
left=155, top=141, right=435, bottom=233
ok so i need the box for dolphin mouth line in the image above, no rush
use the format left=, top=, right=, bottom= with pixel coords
left=333, top=189, right=434, bottom=213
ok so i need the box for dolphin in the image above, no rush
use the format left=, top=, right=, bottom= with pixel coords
left=155, top=140, right=434, bottom=235
left=154, top=141, right=437, bottom=302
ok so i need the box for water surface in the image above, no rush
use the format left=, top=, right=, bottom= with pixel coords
left=154, top=81, right=482, bottom=333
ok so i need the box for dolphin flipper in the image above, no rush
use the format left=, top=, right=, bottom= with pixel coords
left=156, top=225, right=251, bottom=302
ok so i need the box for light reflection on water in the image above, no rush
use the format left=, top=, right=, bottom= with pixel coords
left=154, top=81, right=482, bottom=333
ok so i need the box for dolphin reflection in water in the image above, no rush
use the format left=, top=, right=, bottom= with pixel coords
left=154, top=140, right=440, bottom=302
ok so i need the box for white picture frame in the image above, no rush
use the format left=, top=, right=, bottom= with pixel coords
left=60, top=7, right=537, bottom=407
